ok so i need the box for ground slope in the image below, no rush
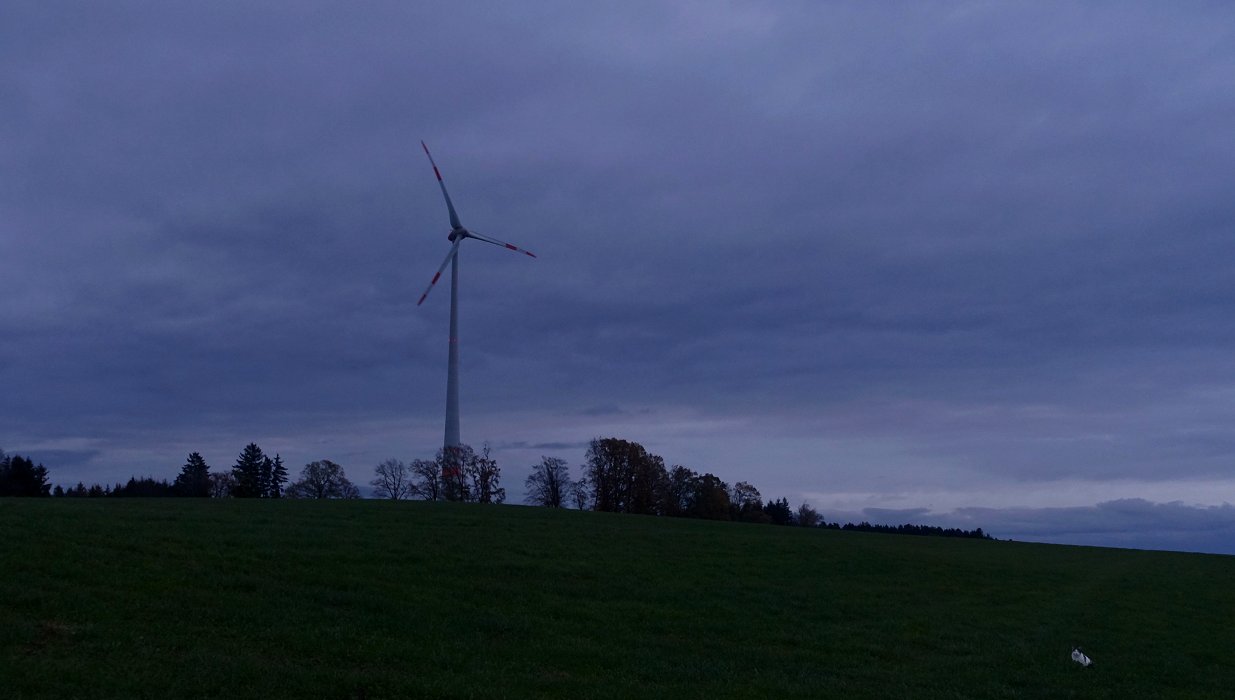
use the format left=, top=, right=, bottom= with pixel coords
left=2, top=499, right=1232, bottom=699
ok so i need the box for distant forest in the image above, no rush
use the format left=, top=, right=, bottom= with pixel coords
left=1, top=440, right=990, bottom=540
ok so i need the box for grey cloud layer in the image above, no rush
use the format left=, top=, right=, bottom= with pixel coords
left=3, top=3, right=1235, bottom=551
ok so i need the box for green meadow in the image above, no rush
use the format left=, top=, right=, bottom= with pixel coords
left=2, top=498, right=1232, bottom=699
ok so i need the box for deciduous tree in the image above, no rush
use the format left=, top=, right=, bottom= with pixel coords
left=731, top=481, right=767, bottom=523
left=371, top=458, right=412, bottom=500
left=431, top=445, right=506, bottom=504
left=466, top=445, right=505, bottom=504
left=286, top=460, right=360, bottom=499
left=797, top=502, right=822, bottom=528
left=525, top=456, right=572, bottom=508
left=440, top=447, right=469, bottom=502
left=691, top=473, right=731, bottom=521
left=409, top=458, right=443, bottom=501
left=583, top=438, right=667, bottom=515
left=662, top=465, right=698, bottom=517
left=570, top=475, right=590, bottom=510
left=423, top=445, right=506, bottom=503
left=209, top=472, right=235, bottom=498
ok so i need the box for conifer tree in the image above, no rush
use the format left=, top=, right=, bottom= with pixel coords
left=0, top=453, right=51, bottom=497
left=173, top=452, right=212, bottom=497
left=258, top=457, right=273, bottom=498
left=269, top=454, right=288, bottom=498
left=230, top=443, right=267, bottom=498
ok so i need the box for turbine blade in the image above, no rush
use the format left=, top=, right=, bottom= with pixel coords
left=421, top=141, right=462, bottom=231
left=466, top=230, right=537, bottom=258
left=417, top=240, right=461, bottom=306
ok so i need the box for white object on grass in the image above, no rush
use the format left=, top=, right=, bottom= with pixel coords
left=1071, top=648, right=1093, bottom=667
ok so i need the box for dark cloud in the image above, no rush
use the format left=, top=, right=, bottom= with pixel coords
left=4, top=3, right=1235, bottom=553
left=9, top=448, right=100, bottom=470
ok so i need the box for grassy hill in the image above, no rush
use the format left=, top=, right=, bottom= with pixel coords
left=2, top=499, right=1232, bottom=699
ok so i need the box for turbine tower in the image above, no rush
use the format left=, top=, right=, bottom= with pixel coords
left=416, top=141, right=535, bottom=454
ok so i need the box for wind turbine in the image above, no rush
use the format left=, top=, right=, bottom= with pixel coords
left=416, top=141, right=536, bottom=455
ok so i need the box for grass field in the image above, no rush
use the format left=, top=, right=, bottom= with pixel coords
left=2, top=499, right=1232, bottom=699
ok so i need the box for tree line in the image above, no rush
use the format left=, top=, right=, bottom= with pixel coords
left=6, top=439, right=990, bottom=540
left=374, top=437, right=990, bottom=540
left=3, top=443, right=361, bottom=500
left=368, top=444, right=505, bottom=504
left=513, top=437, right=826, bottom=526
left=0, top=449, right=51, bottom=497
left=833, top=522, right=987, bottom=539
left=545, top=437, right=988, bottom=538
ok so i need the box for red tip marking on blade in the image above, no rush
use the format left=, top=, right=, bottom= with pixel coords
left=505, top=244, right=516, bottom=250
left=526, top=251, right=536, bottom=257
left=432, top=166, right=442, bottom=181
left=431, top=272, right=441, bottom=284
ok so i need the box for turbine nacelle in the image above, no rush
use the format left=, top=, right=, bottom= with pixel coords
left=448, top=227, right=467, bottom=242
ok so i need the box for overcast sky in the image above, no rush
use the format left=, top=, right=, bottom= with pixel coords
left=4, top=2, right=1234, bottom=554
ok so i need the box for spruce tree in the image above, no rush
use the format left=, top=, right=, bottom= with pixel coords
left=258, top=457, right=273, bottom=498
left=269, top=454, right=288, bottom=498
left=173, top=452, right=212, bottom=497
left=230, top=443, right=266, bottom=498
left=0, top=454, right=51, bottom=497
